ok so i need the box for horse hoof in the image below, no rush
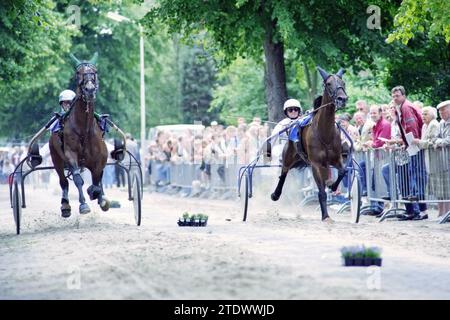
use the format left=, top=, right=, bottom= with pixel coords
left=329, top=184, right=338, bottom=192
left=322, top=217, right=335, bottom=223
left=61, top=208, right=71, bottom=218
left=87, top=185, right=102, bottom=200
left=271, top=193, right=280, bottom=201
left=79, top=204, right=91, bottom=214
left=100, top=198, right=110, bottom=212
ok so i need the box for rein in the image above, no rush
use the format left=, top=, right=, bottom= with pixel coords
left=310, top=75, right=346, bottom=151
left=311, top=101, right=335, bottom=114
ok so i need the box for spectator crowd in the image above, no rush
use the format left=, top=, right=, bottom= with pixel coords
left=144, top=85, right=450, bottom=220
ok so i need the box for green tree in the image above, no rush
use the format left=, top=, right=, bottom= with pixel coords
left=210, top=57, right=266, bottom=125
left=387, top=0, right=450, bottom=44
left=180, top=45, right=218, bottom=124
left=143, top=0, right=396, bottom=122
left=0, top=0, right=186, bottom=140
left=0, top=0, right=73, bottom=139
left=383, top=1, right=449, bottom=105
left=384, top=34, right=449, bottom=106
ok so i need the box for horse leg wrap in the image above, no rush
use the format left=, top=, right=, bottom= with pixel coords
left=87, top=185, right=102, bottom=200
left=60, top=187, right=69, bottom=205
left=318, top=190, right=329, bottom=220
left=72, top=170, right=84, bottom=187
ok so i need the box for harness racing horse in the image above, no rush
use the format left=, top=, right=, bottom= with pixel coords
left=49, top=53, right=110, bottom=217
left=270, top=66, right=348, bottom=222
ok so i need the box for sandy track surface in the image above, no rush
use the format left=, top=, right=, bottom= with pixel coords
left=1, top=183, right=450, bottom=300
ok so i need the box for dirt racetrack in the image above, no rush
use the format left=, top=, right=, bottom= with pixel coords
left=1, top=181, right=450, bottom=300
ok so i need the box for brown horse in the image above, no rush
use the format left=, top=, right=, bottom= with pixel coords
left=270, top=66, right=348, bottom=222
left=49, top=53, right=110, bottom=217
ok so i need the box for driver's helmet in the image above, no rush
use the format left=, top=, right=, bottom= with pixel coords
left=59, top=90, right=76, bottom=104
left=283, top=98, right=302, bottom=118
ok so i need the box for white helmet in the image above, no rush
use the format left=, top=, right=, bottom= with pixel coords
left=283, top=98, right=302, bottom=113
left=59, top=90, right=76, bottom=103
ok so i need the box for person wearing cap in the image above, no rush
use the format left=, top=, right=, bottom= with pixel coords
left=436, top=100, right=450, bottom=147
left=408, top=105, right=443, bottom=219
left=263, top=98, right=304, bottom=162
left=434, top=100, right=450, bottom=218
left=210, top=121, right=222, bottom=135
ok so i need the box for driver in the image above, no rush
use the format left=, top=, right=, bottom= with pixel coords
left=48, top=89, right=76, bottom=133
left=272, top=98, right=303, bottom=137
left=48, top=89, right=108, bottom=136
left=264, top=98, right=305, bottom=162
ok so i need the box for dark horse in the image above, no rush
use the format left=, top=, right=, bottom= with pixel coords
left=270, top=67, right=348, bottom=222
left=49, top=53, right=110, bottom=217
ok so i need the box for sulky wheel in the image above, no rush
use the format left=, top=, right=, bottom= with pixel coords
left=12, top=181, right=22, bottom=234
left=349, top=170, right=362, bottom=223
left=240, top=173, right=250, bottom=222
left=132, top=174, right=142, bottom=226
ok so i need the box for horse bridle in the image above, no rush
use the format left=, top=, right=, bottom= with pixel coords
left=322, top=75, right=347, bottom=110
left=76, top=63, right=99, bottom=104
left=309, top=74, right=348, bottom=150
left=67, top=63, right=99, bottom=164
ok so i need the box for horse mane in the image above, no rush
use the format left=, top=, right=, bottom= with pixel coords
left=313, top=96, right=323, bottom=109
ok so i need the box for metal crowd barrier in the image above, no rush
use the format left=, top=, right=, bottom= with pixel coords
left=164, top=157, right=323, bottom=205
left=363, top=146, right=450, bottom=223
left=158, top=146, right=450, bottom=224
left=165, top=161, right=241, bottom=198
left=169, top=162, right=197, bottom=189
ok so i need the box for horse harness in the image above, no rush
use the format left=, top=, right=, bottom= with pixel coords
left=59, top=62, right=99, bottom=167
left=311, top=75, right=347, bottom=157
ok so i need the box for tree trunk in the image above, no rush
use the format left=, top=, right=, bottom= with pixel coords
left=303, top=61, right=319, bottom=107
left=263, top=20, right=288, bottom=123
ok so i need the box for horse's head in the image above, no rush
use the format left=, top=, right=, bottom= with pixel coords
left=317, top=66, right=348, bottom=109
left=70, top=53, right=99, bottom=103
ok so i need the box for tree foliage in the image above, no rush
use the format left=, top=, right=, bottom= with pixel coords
left=142, top=0, right=399, bottom=122
left=144, top=0, right=397, bottom=71
left=387, top=0, right=450, bottom=44
left=1, top=0, right=448, bottom=141
left=210, top=57, right=267, bottom=125
left=181, top=45, right=218, bottom=125
left=0, top=0, right=188, bottom=139
left=0, top=0, right=73, bottom=86
left=384, top=34, right=449, bottom=106
left=0, top=0, right=73, bottom=138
